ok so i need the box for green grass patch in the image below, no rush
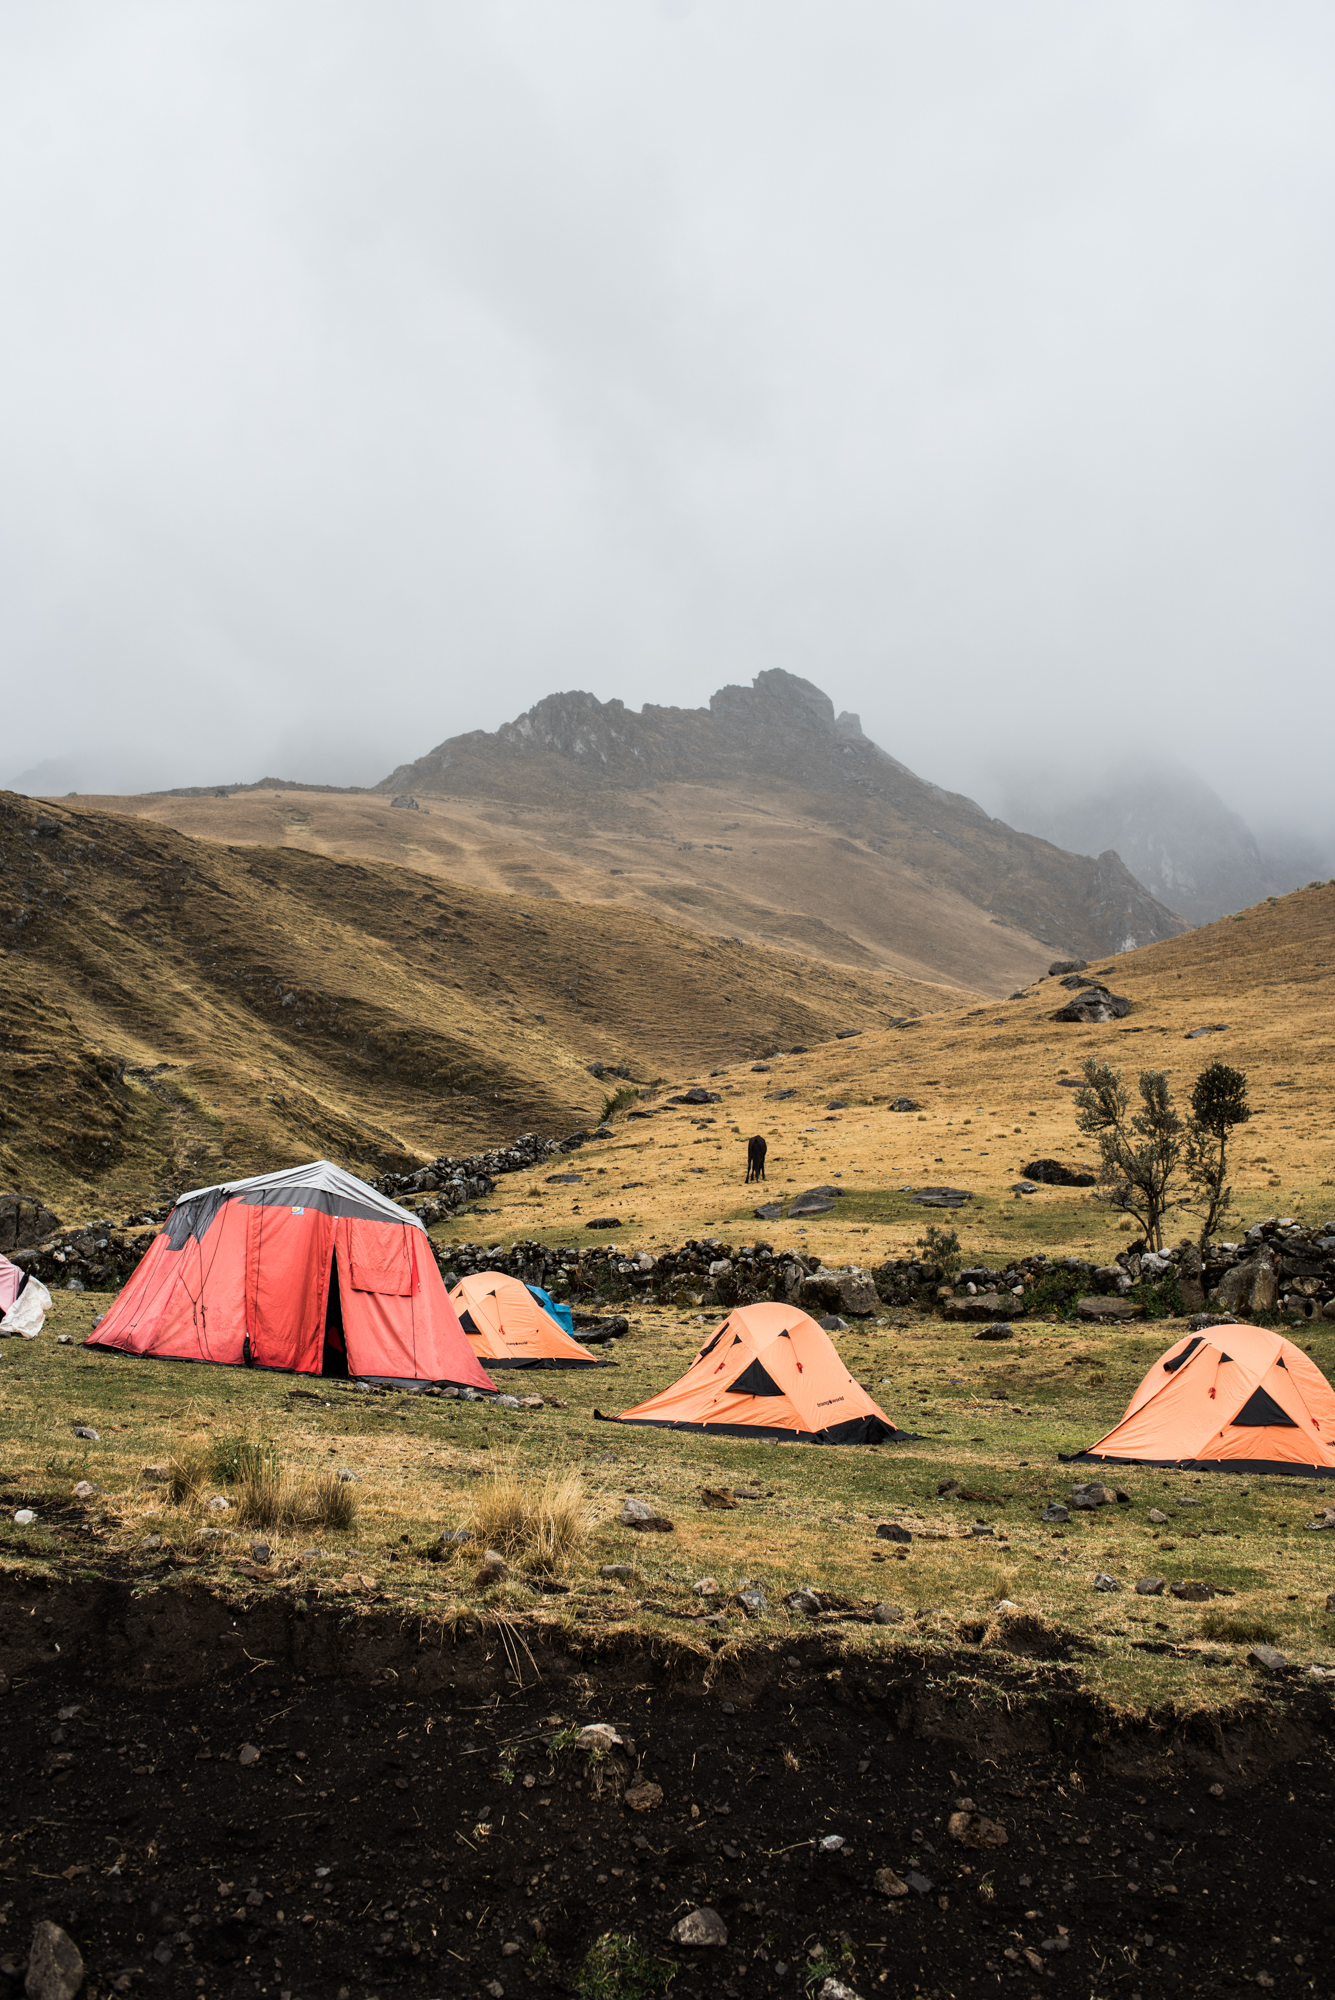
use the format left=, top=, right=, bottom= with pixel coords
left=5, top=1289, right=1335, bottom=1713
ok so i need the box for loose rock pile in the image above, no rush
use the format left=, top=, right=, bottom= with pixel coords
left=374, top=1128, right=613, bottom=1225
left=1202, top=1217, right=1335, bottom=1323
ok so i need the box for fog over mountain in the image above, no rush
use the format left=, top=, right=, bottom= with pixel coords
left=3, top=4, right=1334, bottom=877
left=984, top=764, right=1335, bottom=926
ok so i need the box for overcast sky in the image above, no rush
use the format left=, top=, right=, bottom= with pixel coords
left=3, top=2, right=1333, bottom=849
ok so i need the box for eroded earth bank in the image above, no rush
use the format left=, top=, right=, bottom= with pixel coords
left=2, top=1579, right=1333, bottom=2000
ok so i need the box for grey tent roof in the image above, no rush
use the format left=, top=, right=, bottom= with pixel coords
left=172, top=1159, right=423, bottom=1231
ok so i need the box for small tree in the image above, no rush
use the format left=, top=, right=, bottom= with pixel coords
left=1075, top=1060, right=1185, bottom=1251
left=1184, top=1061, right=1251, bottom=1246
left=915, top=1222, right=963, bottom=1278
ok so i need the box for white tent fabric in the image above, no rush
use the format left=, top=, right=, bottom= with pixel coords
left=173, top=1159, right=424, bottom=1230
left=1, top=1276, right=52, bottom=1337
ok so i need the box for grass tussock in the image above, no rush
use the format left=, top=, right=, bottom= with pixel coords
left=470, top=1467, right=587, bottom=1574
left=166, top=1449, right=210, bottom=1506
left=574, top=1932, right=675, bottom=2000
left=1199, top=1609, right=1281, bottom=1645
left=168, top=1432, right=358, bottom=1533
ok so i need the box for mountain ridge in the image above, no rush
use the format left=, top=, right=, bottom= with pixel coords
left=377, top=667, right=1185, bottom=965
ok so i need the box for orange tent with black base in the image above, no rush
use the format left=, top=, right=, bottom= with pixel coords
left=605, top=1300, right=904, bottom=1444
left=1069, top=1323, right=1335, bottom=1476
left=449, top=1271, right=599, bottom=1368
left=85, top=1160, right=495, bottom=1391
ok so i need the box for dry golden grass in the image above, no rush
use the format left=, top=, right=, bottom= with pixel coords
left=467, top=1465, right=588, bottom=1573
left=0, top=791, right=954, bottom=1216
left=444, top=878, right=1335, bottom=1258
left=68, top=776, right=1069, bottom=996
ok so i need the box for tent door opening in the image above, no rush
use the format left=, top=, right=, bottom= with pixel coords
left=322, top=1255, right=349, bottom=1378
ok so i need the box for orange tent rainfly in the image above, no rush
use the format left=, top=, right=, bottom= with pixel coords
left=450, top=1271, right=599, bottom=1369
left=607, top=1301, right=904, bottom=1445
left=85, top=1160, right=496, bottom=1392
left=1072, top=1323, right=1335, bottom=1477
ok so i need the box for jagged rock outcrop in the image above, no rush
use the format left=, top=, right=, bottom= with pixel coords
left=377, top=671, right=1185, bottom=963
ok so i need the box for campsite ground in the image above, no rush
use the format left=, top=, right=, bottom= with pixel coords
left=3, top=1299, right=1335, bottom=1998
left=4, top=866, right=1335, bottom=1992
left=4, top=1290, right=1334, bottom=1713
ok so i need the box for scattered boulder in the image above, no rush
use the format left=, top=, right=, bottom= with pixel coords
left=1248, top=1644, right=1288, bottom=1673
left=1070, top=1483, right=1118, bottom=1509
left=139, top=1463, right=171, bottom=1485
left=0, top=1193, right=63, bottom=1255
left=875, top=1522, right=911, bottom=1543
left=700, top=1487, right=739, bottom=1511
left=691, top=1577, right=719, bottom=1598
left=1022, top=1159, right=1097, bottom=1188
left=72, top=1480, right=100, bottom=1501
left=600, top=1563, right=635, bottom=1579
left=736, top=1586, right=768, bottom=1618
left=1040, top=1504, right=1069, bottom=1524
left=619, top=1497, right=674, bottom=1533
left=784, top=1588, right=823, bottom=1619
left=585, top=1217, right=622, bottom=1232
left=670, top=1906, right=728, bottom=1948
left=889, top=1097, right=921, bottom=1112
left=1170, top=1580, right=1216, bottom=1602
left=1048, top=958, right=1088, bottom=977
left=1076, top=1296, right=1144, bottom=1321
left=1051, top=986, right=1132, bottom=1024
left=1214, top=1249, right=1279, bottom=1316
left=623, top=1780, right=663, bottom=1812
left=795, top=1264, right=878, bottom=1316
left=1148, top=1508, right=1168, bottom=1524
left=944, top=1290, right=1019, bottom=1322
left=874, top=1866, right=911, bottom=1897
left=947, top=1804, right=1007, bottom=1848
left=872, top=1602, right=906, bottom=1625
left=575, top=1724, right=624, bottom=1752
left=24, top=1919, right=84, bottom=2000
left=1093, top=1572, right=1123, bottom=1592
left=974, top=1322, right=1015, bottom=1341
left=911, top=1186, right=972, bottom=1209
left=788, top=1195, right=836, bottom=1220
left=1135, top=1577, right=1166, bottom=1596
left=238, top=1743, right=261, bottom=1767
left=474, top=1557, right=510, bottom=1588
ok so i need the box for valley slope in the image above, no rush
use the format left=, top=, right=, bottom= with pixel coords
left=61, top=672, right=1185, bottom=996
left=0, top=790, right=953, bottom=1216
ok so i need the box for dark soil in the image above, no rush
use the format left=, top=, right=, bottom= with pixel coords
left=1, top=1577, right=1333, bottom=2000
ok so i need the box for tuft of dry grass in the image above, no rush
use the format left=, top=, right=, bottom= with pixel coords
left=470, top=1467, right=587, bottom=1574
left=166, top=1449, right=209, bottom=1506
left=1199, top=1608, right=1280, bottom=1645
left=309, top=1470, right=358, bottom=1532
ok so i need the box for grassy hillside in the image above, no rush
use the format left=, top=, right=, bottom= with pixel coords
left=0, top=791, right=956, bottom=1220
left=428, top=878, right=1335, bottom=1266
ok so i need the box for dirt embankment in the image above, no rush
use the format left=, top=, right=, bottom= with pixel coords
left=2, top=1575, right=1332, bottom=2000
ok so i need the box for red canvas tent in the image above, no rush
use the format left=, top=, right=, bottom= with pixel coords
left=86, top=1160, right=495, bottom=1390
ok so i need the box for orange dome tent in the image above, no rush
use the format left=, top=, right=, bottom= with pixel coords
left=606, top=1300, right=904, bottom=1445
left=1071, top=1323, right=1335, bottom=1476
left=85, top=1160, right=496, bottom=1392
left=449, top=1271, right=599, bottom=1368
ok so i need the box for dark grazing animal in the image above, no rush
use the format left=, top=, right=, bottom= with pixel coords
left=745, top=1135, right=767, bottom=1183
